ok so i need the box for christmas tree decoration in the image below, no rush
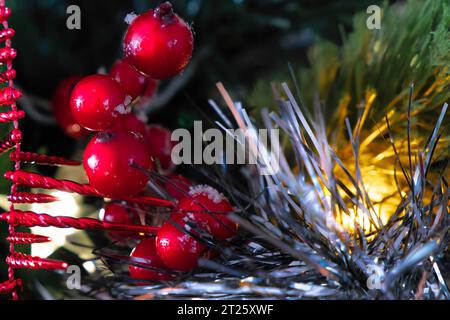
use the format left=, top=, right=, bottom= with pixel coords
left=109, top=59, right=148, bottom=100
left=156, top=214, right=206, bottom=272
left=129, top=237, right=173, bottom=281
left=70, top=74, right=131, bottom=131
left=175, top=185, right=237, bottom=241
left=83, top=130, right=152, bottom=198
left=51, top=76, right=88, bottom=138
left=123, top=2, right=194, bottom=79
left=0, top=128, right=21, bottom=154
left=99, top=202, right=141, bottom=241
left=113, top=112, right=147, bottom=136
left=163, top=173, right=192, bottom=200
left=1, top=0, right=449, bottom=302
left=145, top=125, right=176, bottom=172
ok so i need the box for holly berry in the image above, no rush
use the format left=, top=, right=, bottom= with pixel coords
left=129, top=237, right=173, bottom=281
left=83, top=130, right=152, bottom=199
left=156, top=214, right=206, bottom=272
left=163, top=173, right=191, bottom=200
left=143, top=78, right=158, bottom=100
left=175, top=185, right=237, bottom=241
left=99, top=202, right=140, bottom=241
left=109, top=59, right=147, bottom=99
left=145, top=125, right=176, bottom=172
left=51, top=76, right=89, bottom=138
left=123, top=2, right=194, bottom=79
left=114, top=113, right=147, bottom=136
left=70, top=74, right=131, bottom=131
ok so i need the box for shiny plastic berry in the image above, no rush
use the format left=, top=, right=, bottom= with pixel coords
left=175, top=185, right=237, bottom=241
left=70, top=74, right=131, bottom=131
left=109, top=59, right=147, bottom=99
left=129, top=237, right=173, bottom=281
left=99, top=202, right=140, bottom=241
left=83, top=130, right=152, bottom=199
left=123, top=2, right=194, bottom=79
left=145, top=125, right=176, bottom=172
left=51, top=76, right=89, bottom=138
left=156, top=214, right=206, bottom=272
left=163, top=173, right=191, bottom=200
left=114, top=113, right=147, bottom=136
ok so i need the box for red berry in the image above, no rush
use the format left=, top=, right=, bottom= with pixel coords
left=123, top=2, right=194, bottom=79
left=175, top=185, right=237, bottom=241
left=51, top=76, right=89, bottom=138
left=113, top=113, right=147, bottom=136
left=143, top=78, right=158, bottom=99
left=129, top=237, right=173, bottom=281
left=70, top=74, right=131, bottom=131
left=163, top=173, right=191, bottom=200
left=156, top=214, right=206, bottom=272
left=109, top=59, right=147, bottom=99
left=99, top=202, right=140, bottom=241
left=145, top=125, right=176, bottom=172
left=83, top=130, right=152, bottom=199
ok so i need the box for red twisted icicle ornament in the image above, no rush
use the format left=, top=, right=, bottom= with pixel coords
left=0, top=0, right=22, bottom=299
left=7, top=233, right=51, bottom=244
left=8, top=192, right=59, bottom=204
left=0, top=1, right=177, bottom=299
left=7, top=253, right=68, bottom=270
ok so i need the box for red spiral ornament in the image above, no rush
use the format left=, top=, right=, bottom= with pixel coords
left=7, top=233, right=51, bottom=244
left=8, top=192, right=59, bottom=204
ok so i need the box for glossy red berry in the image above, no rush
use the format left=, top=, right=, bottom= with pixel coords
left=129, top=237, right=173, bottom=281
left=123, top=2, right=194, bottom=79
left=143, top=78, right=158, bottom=99
left=99, top=202, right=140, bottom=241
left=109, top=59, right=147, bottom=99
left=156, top=214, right=206, bottom=272
left=51, top=76, right=89, bottom=138
left=163, top=173, right=191, bottom=200
left=175, top=185, right=237, bottom=241
left=70, top=74, right=131, bottom=131
left=145, top=125, right=176, bottom=172
left=83, top=130, right=152, bottom=199
left=114, top=113, right=147, bottom=136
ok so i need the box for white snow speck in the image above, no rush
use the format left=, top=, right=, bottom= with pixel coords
left=188, top=185, right=226, bottom=204
left=124, top=12, right=137, bottom=25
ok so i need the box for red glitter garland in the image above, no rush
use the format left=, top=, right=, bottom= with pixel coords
left=0, top=1, right=172, bottom=298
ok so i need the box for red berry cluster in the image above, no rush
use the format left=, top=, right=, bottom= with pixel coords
left=50, top=2, right=194, bottom=199
left=130, top=185, right=238, bottom=280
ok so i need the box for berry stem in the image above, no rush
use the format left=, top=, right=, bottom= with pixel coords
left=154, top=2, right=175, bottom=21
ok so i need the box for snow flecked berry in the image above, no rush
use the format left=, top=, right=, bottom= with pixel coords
left=156, top=214, right=206, bottom=272
left=83, top=130, right=152, bottom=199
left=109, top=59, right=148, bottom=99
left=99, top=202, right=140, bottom=241
left=175, top=185, right=237, bottom=241
left=70, top=74, right=131, bottom=131
left=52, top=76, right=89, bottom=138
left=145, top=125, right=176, bottom=172
left=129, top=237, right=173, bottom=281
left=123, top=2, right=194, bottom=79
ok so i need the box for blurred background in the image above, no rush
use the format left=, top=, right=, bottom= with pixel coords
left=1, top=0, right=387, bottom=298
